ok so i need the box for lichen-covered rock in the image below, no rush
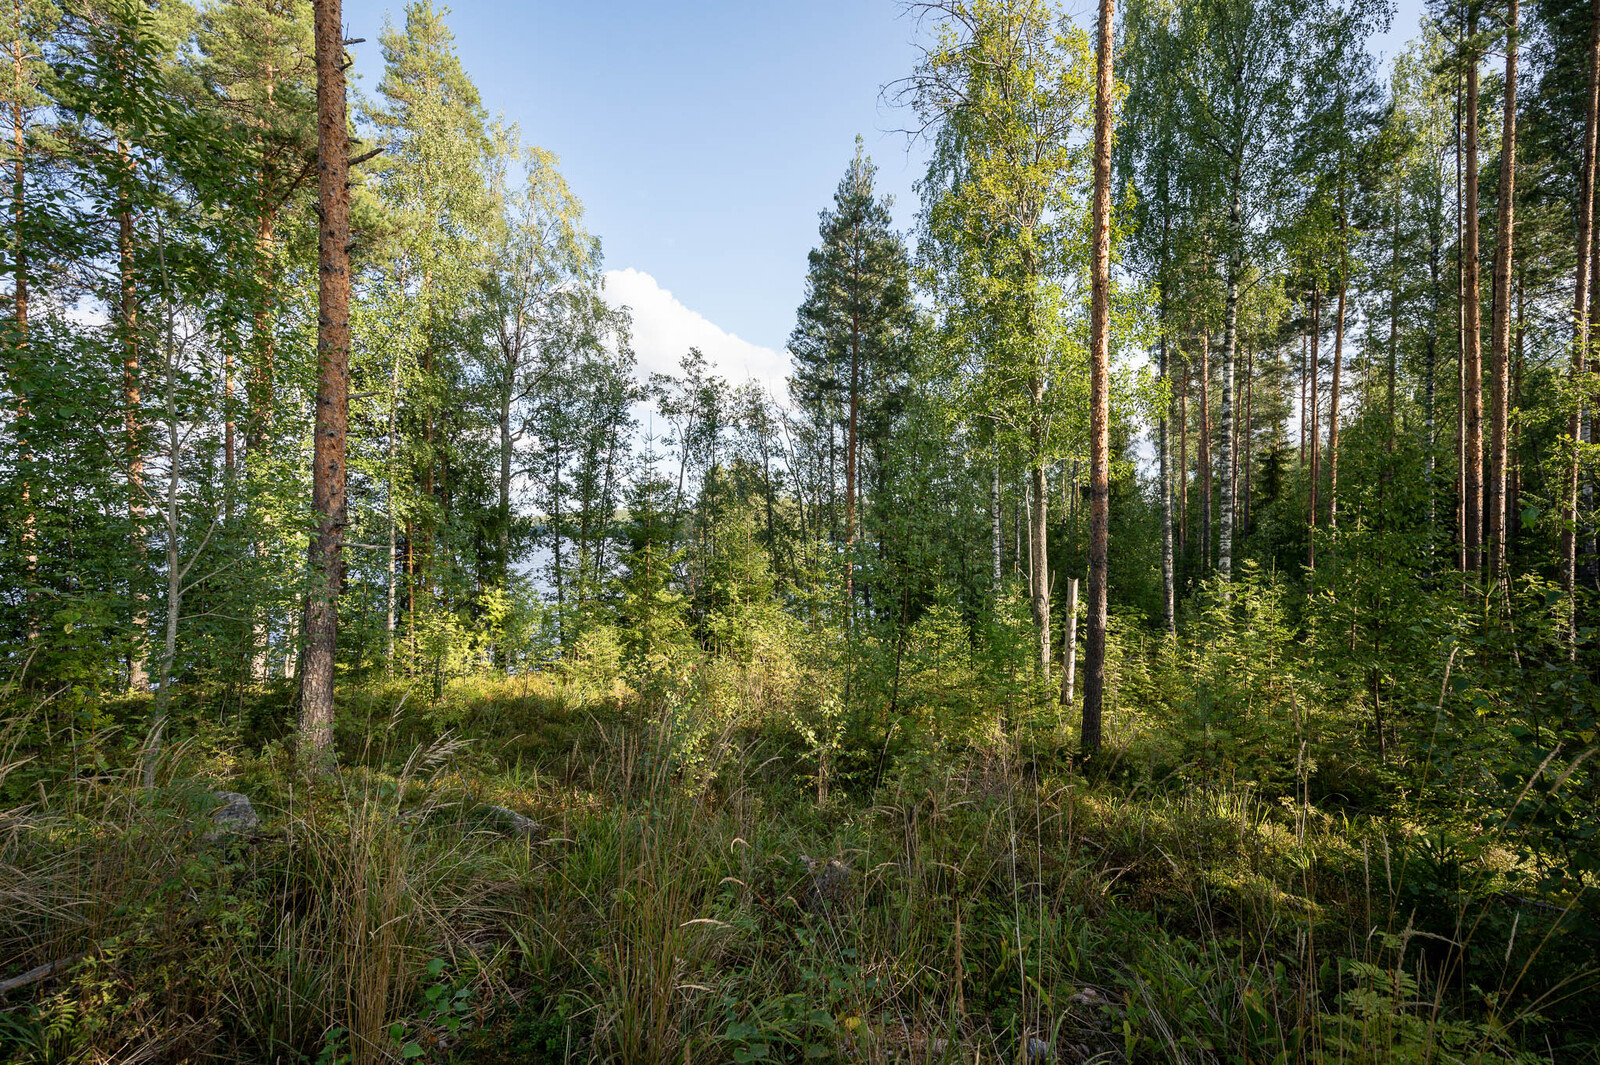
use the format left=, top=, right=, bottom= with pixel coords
left=799, top=854, right=854, bottom=910
left=483, top=804, right=542, bottom=839
left=206, top=791, right=258, bottom=837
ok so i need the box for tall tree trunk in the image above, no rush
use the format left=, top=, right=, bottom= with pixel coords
left=1083, top=0, right=1114, bottom=761
left=387, top=354, right=400, bottom=668
left=1587, top=245, right=1600, bottom=588
left=1198, top=328, right=1211, bottom=570
left=247, top=209, right=277, bottom=438
left=298, top=0, right=351, bottom=760
left=845, top=312, right=861, bottom=613
left=1031, top=456, right=1049, bottom=677
left=9, top=44, right=36, bottom=632
left=1455, top=50, right=1467, bottom=574
left=1388, top=182, right=1400, bottom=454
left=1511, top=269, right=1524, bottom=543
left=498, top=359, right=513, bottom=585
left=1299, top=300, right=1308, bottom=466
left=1427, top=181, right=1442, bottom=551
left=1309, top=282, right=1321, bottom=575
left=119, top=140, right=148, bottom=693
left=1329, top=269, right=1346, bottom=533
left=1566, top=0, right=1599, bottom=650
left=1243, top=342, right=1253, bottom=538
left=1060, top=577, right=1078, bottom=706
left=1463, top=7, right=1484, bottom=580
left=144, top=231, right=183, bottom=789
left=248, top=163, right=278, bottom=682
left=223, top=358, right=235, bottom=520
left=1023, top=235, right=1051, bottom=676
left=991, top=439, right=1002, bottom=595
left=1178, top=354, right=1188, bottom=553
left=1159, top=328, right=1175, bottom=635
left=552, top=437, right=565, bottom=642
left=1219, top=204, right=1240, bottom=582
left=1487, top=0, right=1519, bottom=585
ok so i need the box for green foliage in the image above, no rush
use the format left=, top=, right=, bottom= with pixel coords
left=3, top=1, right=1600, bottom=1063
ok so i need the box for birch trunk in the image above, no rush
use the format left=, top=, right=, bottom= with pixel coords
left=1219, top=211, right=1239, bottom=582
left=1083, top=0, right=1115, bottom=760
left=1060, top=577, right=1078, bottom=707
left=1566, top=0, right=1599, bottom=649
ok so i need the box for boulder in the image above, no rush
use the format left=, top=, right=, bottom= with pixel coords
left=483, top=804, right=542, bottom=839
left=206, top=791, right=259, bottom=838
left=799, top=854, right=854, bottom=910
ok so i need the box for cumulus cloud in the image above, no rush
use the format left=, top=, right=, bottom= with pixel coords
left=604, top=267, right=791, bottom=403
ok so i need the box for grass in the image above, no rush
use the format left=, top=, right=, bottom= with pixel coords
left=0, top=665, right=1594, bottom=1064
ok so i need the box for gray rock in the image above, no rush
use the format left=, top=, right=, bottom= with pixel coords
left=207, top=791, right=258, bottom=837
left=799, top=855, right=854, bottom=910
left=1026, top=1037, right=1053, bottom=1061
left=483, top=804, right=542, bottom=839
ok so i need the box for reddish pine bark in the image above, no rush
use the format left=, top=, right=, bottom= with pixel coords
left=298, top=0, right=352, bottom=759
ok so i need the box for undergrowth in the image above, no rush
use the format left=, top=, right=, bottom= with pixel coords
left=0, top=594, right=1595, bottom=1064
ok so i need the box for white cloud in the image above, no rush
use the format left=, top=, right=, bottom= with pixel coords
left=604, top=267, right=791, bottom=403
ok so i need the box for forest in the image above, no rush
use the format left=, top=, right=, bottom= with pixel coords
left=0, top=0, right=1597, bottom=1061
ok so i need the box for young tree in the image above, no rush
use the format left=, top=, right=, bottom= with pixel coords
left=1118, top=0, right=1183, bottom=629
left=364, top=0, right=494, bottom=661
left=909, top=0, right=1094, bottom=677
left=1185, top=0, right=1303, bottom=581
left=479, top=127, right=605, bottom=593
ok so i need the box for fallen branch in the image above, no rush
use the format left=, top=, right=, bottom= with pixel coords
left=0, top=953, right=84, bottom=996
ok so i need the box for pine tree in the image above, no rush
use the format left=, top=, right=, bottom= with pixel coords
left=788, top=137, right=913, bottom=615
left=298, top=0, right=351, bottom=759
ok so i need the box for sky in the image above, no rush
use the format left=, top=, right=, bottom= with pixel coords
left=339, top=0, right=1431, bottom=401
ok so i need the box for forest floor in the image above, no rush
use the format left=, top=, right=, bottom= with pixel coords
left=1, top=672, right=1595, bottom=1064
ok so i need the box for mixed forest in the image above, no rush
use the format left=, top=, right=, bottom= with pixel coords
left=1, top=0, right=1598, bottom=1061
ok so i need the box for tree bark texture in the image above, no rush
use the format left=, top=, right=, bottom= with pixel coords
left=1083, top=0, right=1114, bottom=760
left=298, top=0, right=351, bottom=760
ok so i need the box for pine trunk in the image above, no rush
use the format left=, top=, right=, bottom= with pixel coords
left=298, top=0, right=352, bottom=760
left=1487, top=0, right=1518, bottom=585
left=1198, top=328, right=1211, bottom=569
left=1464, top=11, right=1484, bottom=580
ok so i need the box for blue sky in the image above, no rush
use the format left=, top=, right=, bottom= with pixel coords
left=340, top=0, right=1429, bottom=396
